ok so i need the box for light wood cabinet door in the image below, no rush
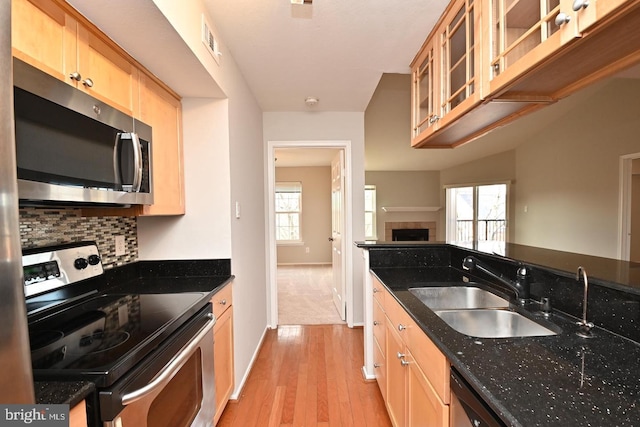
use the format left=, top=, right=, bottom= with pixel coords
left=69, top=400, right=87, bottom=427
left=11, top=0, right=77, bottom=82
left=437, top=0, right=482, bottom=121
left=213, top=305, right=234, bottom=425
left=385, top=322, right=407, bottom=427
left=406, top=350, right=449, bottom=427
left=137, top=74, right=185, bottom=216
left=212, top=283, right=234, bottom=425
left=411, top=39, right=439, bottom=143
left=76, top=25, right=139, bottom=116
left=486, top=0, right=580, bottom=96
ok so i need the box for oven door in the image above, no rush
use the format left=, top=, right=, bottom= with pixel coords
left=100, top=305, right=216, bottom=427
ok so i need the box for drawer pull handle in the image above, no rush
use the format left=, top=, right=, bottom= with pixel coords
left=373, top=320, right=379, bottom=326
left=219, top=299, right=227, bottom=305
left=398, top=324, right=406, bottom=331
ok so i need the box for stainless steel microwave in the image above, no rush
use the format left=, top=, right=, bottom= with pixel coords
left=13, top=58, right=153, bottom=207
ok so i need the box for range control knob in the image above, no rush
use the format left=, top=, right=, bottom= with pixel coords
left=88, top=254, right=101, bottom=266
left=74, top=258, right=89, bottom=270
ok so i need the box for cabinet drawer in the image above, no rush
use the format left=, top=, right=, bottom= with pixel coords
left=372, top=275, right=385, bottom=306
left=408, top=320, right=450, bottom=404
left=211, top=283, right=233, bottom=319
left=384, top=293, right=413, bottom=346
left=373, top=297, right=386, bottom=353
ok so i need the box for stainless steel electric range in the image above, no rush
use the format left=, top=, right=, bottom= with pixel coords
left=24, top=242, right=216, bottom=427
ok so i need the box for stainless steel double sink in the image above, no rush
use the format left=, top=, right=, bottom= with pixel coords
left=408, top=286, right=558, bottom=338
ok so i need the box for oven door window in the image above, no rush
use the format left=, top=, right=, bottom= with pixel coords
left=147, top=349, right=203, bottom=427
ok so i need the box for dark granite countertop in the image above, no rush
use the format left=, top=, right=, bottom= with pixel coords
left=33, top=259, right=233, bottom=408
left=34, top=381, right=94, bottom=407
left=371, top=266, right=640, bottom=427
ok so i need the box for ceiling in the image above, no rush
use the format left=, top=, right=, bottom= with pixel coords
left=205, top=0, right=449, bottom=112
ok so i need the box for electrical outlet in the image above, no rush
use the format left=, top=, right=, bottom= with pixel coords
left=115, top=235, right=126, bottom=256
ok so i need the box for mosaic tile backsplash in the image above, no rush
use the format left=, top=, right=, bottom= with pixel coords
left=19, top=208, right=137, bottom=270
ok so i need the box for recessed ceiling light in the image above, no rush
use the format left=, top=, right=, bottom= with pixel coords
left=291, top=0, right=312, bottom=4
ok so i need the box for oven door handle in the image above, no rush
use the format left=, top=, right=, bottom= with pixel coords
left=121, top=313, right=215, bottom=406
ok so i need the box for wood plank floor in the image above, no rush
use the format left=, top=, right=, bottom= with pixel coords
left=218, top=325, right=392, bottom=427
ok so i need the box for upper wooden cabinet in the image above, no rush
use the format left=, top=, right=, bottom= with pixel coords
left=137, top=74, right=185, bottom=216
left=411, top=0, right=640, bottom=148
left=12, top=0, right=139, bottom=116
left=412, top=0, right=484, bottom=145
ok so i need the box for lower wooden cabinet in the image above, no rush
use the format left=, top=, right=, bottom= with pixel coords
left=372, top=274, right=450, bottom=427
left=211, top=283, right=234, bottom=425
left=69, top=400, right=87, bottom=427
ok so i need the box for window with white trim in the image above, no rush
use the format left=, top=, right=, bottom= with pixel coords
left=446, top=183, right=508, bottom=252
left=275, top=182, right=302, bottom=243
left=364, top=185, right=377, bottom=240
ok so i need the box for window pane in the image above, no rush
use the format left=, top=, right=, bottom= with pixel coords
left=477, top=184, right=506, bottom=243
left=275, top=182, right=302, bottom=242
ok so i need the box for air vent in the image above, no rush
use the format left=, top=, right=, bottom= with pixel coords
left=202, top=14, right=221, bottom=65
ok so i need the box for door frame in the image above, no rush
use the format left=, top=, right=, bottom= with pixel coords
left=266, top=140, right=353, bottom=329
left=619, top=152, right=640, bottom=260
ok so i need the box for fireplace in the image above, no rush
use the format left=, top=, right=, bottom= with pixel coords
left=392, top=228, right=429, bottom=241
left=385, top=221, right=436, bottom=242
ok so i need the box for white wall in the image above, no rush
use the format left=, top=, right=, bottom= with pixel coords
left=138, top=0, right=268, bottom=399
left=264, top=112, right=366, bottom=325
left=276, top=166, right=332, bottom=265
left=514, top=79, right=640, bottom=258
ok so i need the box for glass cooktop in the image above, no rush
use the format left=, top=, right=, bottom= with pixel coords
left=28, top=291, right=206, bottom=386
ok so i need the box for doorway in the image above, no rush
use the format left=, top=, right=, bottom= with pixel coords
left=267, top=141, right=353, bottom=328
left=619, top=153, right=640, bottom=261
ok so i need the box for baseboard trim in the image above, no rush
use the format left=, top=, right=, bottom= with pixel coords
left=229, top=325, right=269, bottom=401
left=276, top=262, right=332, bottom=266
left=361, top=365, right=376, bottom=381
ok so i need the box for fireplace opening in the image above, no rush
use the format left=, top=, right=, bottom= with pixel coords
left=392, top=228, right=429, bottom=241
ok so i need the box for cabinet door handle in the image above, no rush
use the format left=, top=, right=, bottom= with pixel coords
left=373, top=288, right=379, bottom=293
left=82, top=78, right=94, bottom=88
left=398, top=324, right=406, bottom=331
left=401, top=359, right=410, bottom=367
left=396, top=352, right=405, bottom=359
left=69, top=72, right=82, bottom=81
left=219, top=299, right=227, bottom=305
left=555, top=13, right=571, bottom=26
left=572, top=0, right=589, bottom=11
left=374, top=363, right=381, bottom=369
left=373, top=320, right=379, bottom=326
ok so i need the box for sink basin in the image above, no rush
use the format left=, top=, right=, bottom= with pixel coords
left=408, top=286, right=510, bottom=310
left=433, top=309, right=558, bottom=338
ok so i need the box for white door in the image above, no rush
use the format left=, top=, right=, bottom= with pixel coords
left=331, top=151, right=346, bottom=320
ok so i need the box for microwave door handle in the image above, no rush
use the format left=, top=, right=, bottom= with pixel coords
left=113, top=133, right=123, bottom=186
left=130, top=133, right=143, bottom=192
left=120, top=314, right=216, bottom=406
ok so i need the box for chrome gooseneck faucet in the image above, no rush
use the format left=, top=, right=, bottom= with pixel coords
left=576, top=266, right=594, bottom=338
